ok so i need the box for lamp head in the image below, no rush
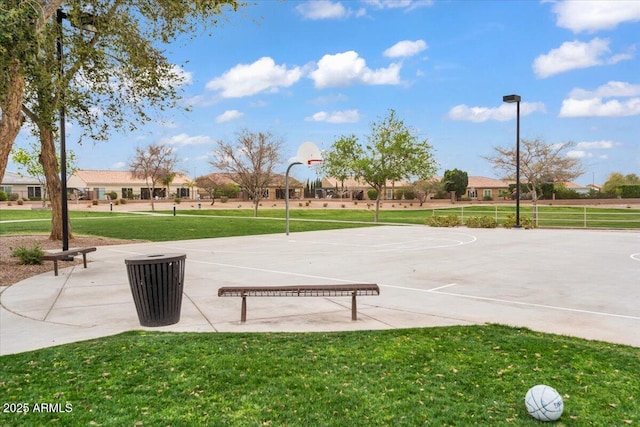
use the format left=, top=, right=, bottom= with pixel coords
left=503, top=94, right=521, bottom=103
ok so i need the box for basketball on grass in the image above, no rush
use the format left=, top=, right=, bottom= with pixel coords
left=525, top=384, right=564, bottom=421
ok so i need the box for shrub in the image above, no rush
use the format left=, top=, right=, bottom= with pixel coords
left=17, top=198, right=24, bottom=205
left=425, top=214, right=461, bottom=227
left=92, top=199, right=99, bottom=205
left=9, top=193, right=19, bottom=201
left=174, top=197, right=181, bottom=204
left=0, top=190, right=7, bottom=201
left=107, top=191, right=118, bottom=200
left=220, top=196, right=229, bottom=203
left=404, top=190, right=415, bottom=200
left=11, top=243, right=44, bottom=265
left=503, top=214, right=536, bottom=229
left=119, top=198, right=127, bottom=204
left=466, top=216, right=498, bottom=228
left=367, top=189, right=378, bottom=200
left=482, top=195, right=493, bottom=201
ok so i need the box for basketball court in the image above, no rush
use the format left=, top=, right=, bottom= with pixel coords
left=1, top=225, right=639, bottom=354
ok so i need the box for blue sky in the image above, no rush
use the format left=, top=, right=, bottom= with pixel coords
left=10, top=0, right=640, bottom=185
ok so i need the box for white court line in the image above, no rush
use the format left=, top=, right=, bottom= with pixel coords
left=631, top=253, right=640, bottom=262
left=106, top=246, right=637, bottom=322
left=187, top=258, right=358, bottom=283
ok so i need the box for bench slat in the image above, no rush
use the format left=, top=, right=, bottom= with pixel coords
left=218, top=284, right=380, bottom=322
left=42, top=247, right=97, bottom=276
left=218, top=284, right=379, bottom=297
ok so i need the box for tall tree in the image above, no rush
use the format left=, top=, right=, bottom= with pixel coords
left=602, top=172, right=640, bottom=195
left=483, top=138, right=585, bottom=203
left=442, top=168, right=468, bottom=201
left=0, top=0, right=241, bottom=240
left=210, top=129, right=283, bottom=217
left=11, top=141, right=78, bottom=205
left=323, top=109, right=437, bottom=222
left=129, top=143, right=178, bottom=211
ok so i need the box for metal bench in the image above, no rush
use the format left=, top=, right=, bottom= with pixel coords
left=218, top=284, right=380, bottom=323
left=42, top=247, right=97, bottom=276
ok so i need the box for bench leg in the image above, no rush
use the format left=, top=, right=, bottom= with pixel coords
left=53, top=260, right=59, bottom=276
left=82, top=253, right=88, bottom=268
left=352, top=292, right=357, bottom=321
left=241, top=295, right=247, bottom=323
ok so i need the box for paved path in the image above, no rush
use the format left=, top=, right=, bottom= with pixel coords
left=1, top=226, right=638, bottom=355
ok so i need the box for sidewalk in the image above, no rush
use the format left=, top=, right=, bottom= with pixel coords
left=2, top=226, right=639, bottom=355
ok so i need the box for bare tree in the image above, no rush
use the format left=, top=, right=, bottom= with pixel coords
left=129, top=143, right=178, bottom=211
left=483, top=138, right=585, bottom=203
left=210, top=129, right=283, bottom=217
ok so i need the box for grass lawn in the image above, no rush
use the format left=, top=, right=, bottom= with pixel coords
left=2, top=207, right=639, bottom=425
left=1, top=325, right=638, bottom=426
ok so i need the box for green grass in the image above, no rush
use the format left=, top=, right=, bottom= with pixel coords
left=1, top=325, right=638, bottom=426
left=2, top=206, right=639, bottom=241
left=0, top=215, right=376, bottom=242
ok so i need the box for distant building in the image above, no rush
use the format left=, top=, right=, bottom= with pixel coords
left=321, top=176, right=412, bottom=200
left=200, top=173, right=304, bottom=201
left=0, top=171, right=45, bottom=200
left=465, top=176, right=510, bottom=200
left=67, top=170, right=195, bottom=200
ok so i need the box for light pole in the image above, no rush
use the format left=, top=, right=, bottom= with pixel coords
left=57, top=9, right=70, bottom=251
left=57, top=9, right=97, bottom=250
left=503, top=94, right=521, bottom=228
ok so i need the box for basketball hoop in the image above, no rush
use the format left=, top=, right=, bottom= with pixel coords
left=307, top=159, right=323, bottom=166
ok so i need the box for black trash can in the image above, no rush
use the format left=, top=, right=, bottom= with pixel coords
left=125, top=253, right=186, bottom=327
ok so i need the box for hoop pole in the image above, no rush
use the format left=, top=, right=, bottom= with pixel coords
left=285, top=161, right=302, bottom=235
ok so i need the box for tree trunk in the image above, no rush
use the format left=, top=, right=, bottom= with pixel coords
left=0, top=67, right=26, bottom=180
left=374, top=191, right=381, bottom=223
left=253, top=199, right=259, bottom=217
left=39, top=127, right=72, bottom=241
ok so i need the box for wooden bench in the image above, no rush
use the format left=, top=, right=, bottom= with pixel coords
left=218, top=284, right=380, bottom=323
left=42, top=247, right=97, bottom=276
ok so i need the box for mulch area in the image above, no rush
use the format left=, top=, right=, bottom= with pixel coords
left=0, top=235, right=138, bottom=287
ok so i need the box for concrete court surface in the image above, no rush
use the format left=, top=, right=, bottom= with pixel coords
left=1, top=225, right=639, bottom=355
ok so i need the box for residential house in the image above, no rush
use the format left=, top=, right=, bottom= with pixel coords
left=67, top=170, right=196, bottom=200
left=465, top=176, right=510, bottom=200
left=199, top=173, right=304, bottom=201
left=1, top=171, right=45, bottom=200
left=321, top=176, right=412, bottom=200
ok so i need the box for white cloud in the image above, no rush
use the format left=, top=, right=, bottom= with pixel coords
left=206, top=57, right=302, bottom=98
left=363, top=0, right=433, bottom=11
left=447, top=102, right=546, bottom=122
left=305, top=109, right=360, bottom=123
left=215, top=110, right=244, bottom=123
left=559, top=97, right=640, bottom=117
left=575, top=140, right=615, bottom=150
left=383, top=39, right=428, bottom=58
left=561, top=81, right=640, bottom=117
left=552, top=0, right=640, bottom=33
left=532, top=38, right=631, bottom=78
left=569, top=81, right=640, bottom=99
left=296, top=0, right=347, bottom=19
left=162, top=133, right=213, bottom=146
left=566, top=150, right=592, bottom=159
left=309, top=51, right=401, bottom=88
left=111, top=161, right=126, bottom=169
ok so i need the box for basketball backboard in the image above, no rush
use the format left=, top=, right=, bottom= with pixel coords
left=296, top=142, right=323, bottom=165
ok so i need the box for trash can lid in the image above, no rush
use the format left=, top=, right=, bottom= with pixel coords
left=125, top=253, right=186, bottom=265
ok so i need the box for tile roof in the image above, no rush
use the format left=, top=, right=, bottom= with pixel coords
left=72, top=170, right=192, bottom=185
left=466, top=176, right=509, bottom=188
left=1, top=171, right=41, bottom=185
